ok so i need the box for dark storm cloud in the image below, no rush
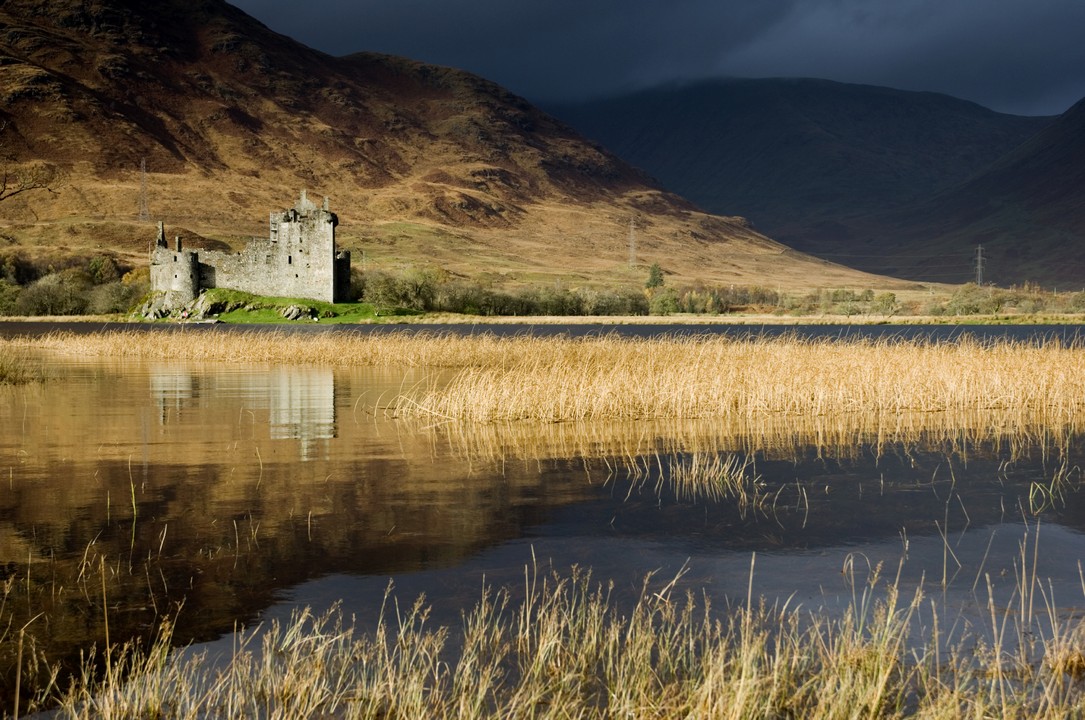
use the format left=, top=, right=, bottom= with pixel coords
left=716, top=0, right=1085, bottom=116
left=231, top=0, right=1085, bottom=115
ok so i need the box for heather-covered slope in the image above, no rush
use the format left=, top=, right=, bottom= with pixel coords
left=0, top=0, right=903, bottom=292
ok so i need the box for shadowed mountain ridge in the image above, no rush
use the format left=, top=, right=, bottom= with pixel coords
left=549, top=78, right=1079, bottom=286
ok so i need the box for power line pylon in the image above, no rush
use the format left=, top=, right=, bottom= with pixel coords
left=138, top=158, right=150, bottom=222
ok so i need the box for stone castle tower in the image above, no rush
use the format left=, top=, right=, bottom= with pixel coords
left=150, top=191, right=351, bottom=307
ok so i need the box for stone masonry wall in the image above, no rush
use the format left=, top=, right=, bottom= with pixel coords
left=149, top=222, right=200, bottom=306
left=149, top=191, right=351, bottom=306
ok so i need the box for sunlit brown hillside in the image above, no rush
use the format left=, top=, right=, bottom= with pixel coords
left=0, top=0, right=918, bottom=293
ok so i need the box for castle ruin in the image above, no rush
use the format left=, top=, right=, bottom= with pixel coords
left=150, top=190, right=351, bottom=307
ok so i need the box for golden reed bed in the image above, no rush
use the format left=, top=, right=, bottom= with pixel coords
left=14, top=329, right=1085, bottom=426
left=41, top=561, right=1085, bottom=719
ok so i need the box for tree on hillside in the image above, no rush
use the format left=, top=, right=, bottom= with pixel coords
left=0, top=122, right=63, bottom=203
left=646, top=263, right=664, bottom=289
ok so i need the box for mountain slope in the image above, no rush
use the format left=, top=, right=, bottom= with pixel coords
left=548, top=78, right=1050, bottom=231
left=864, top=96, right=1085, bottom=285
left=549, top=78, right=1060, bottom=284
left=0, top=0, right=905, bottom=293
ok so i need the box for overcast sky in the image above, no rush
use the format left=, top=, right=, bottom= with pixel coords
left=230, top=0, right=1085, bottom=116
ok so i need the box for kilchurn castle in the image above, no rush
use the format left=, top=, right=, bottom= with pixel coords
left=150, top=191, right=351, bottom=307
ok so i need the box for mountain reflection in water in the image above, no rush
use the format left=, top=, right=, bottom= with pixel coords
left=2, top=351, right=1085, bottom=707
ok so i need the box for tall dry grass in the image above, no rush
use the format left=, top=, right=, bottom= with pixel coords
left=19, top=330, right=1085, bottom=426
left=19, top=329, right=1085, bottom=448
left=18, top=329, right=1085, bottom=504
left=0, top=344, right=42, bottom=384
left=13, top=329, right=527, bottom=368
left=13, top=328, right=1079, bottom=470
left=390, top=334, right=1085, bottom=424
left=426, top=410, right=1079, bottom=467
left=41, top=552, right=1085, bottom=719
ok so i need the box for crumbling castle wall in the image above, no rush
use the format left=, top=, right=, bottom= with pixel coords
left=149, top=191, right=351, bottom=309
left=150, top=221, right=200, bottom=306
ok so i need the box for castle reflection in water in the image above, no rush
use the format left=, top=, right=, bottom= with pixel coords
left=149, top=364, right=337, bottom=461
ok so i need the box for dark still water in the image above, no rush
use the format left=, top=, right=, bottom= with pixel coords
left=2, top=319, right=1085, bottom=344
left=2, top=351, right=1085, bottom=706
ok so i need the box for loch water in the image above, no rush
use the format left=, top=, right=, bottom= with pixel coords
left=2, top=325, right=1085, bottom=706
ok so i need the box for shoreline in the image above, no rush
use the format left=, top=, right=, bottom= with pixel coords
left=2, top=311, right=1085, bottom=326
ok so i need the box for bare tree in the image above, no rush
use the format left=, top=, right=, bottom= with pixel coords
left=0, top=121, right=64, bottom=202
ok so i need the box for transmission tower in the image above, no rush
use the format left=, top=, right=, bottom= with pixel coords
left=628, top=217, right=636, bottom=268
left=138, top=158, right=150, bottom=222
left=974, top=244, right=985, bottom=285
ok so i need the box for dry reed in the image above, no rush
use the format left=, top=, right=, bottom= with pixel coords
left=17, top=331, right=1085, bottom=427
left=43, top=555, right=1085, bottom=719
left=11, top=329, right=527, bottom=368
left=391, top=334, right=1085, bottom=424
left=0, top=344, right=42, bottom=384
left=664, top=452, right=764, bottom=506
left=424, top=410, right=1080, bottom=467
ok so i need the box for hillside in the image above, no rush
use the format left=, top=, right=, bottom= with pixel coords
left=549, top=78, right=1057, bottom=285
left=868, top=96, right=1085, bottom=286
left=0, top=0, right=908, bottom=295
